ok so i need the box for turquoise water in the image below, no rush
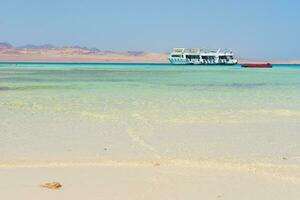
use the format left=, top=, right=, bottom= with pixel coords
left=0, top=63, right=300, bottom=165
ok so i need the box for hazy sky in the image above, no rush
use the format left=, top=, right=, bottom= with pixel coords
left=1, top=0, right=300, bottom=59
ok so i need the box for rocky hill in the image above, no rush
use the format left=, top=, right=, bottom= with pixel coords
left=0, top=43, right=168, bottom=63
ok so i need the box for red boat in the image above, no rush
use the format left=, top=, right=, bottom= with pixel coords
left=241, top=63, right=272, bottom=68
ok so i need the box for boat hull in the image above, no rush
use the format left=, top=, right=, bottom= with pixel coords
left=241, top=63, right=272, bottom=68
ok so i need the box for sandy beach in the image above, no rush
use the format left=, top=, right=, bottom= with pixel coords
left=1, top=163, right=300, bottom=200
left=1, top=63, right=300, bottom=199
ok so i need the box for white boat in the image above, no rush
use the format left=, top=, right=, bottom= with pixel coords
left=169, top=48, right=238, bottom=65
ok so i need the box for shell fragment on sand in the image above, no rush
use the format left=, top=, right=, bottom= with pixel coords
left=40, top=182, right=62, bottom=190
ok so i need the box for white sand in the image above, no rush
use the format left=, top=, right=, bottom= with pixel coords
left=1, top=164, right=300, bottom=200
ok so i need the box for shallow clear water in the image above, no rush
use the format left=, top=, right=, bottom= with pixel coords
left=0, top=63, right=300, bottom=166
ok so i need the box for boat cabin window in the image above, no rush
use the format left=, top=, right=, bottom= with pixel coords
left=219, top=56, right=227, bottom=59
left=202, top=56, right=215, bottom=60
left=186, top=55, right=200, bottom=59
left=171, top=55, right=181, bottom=58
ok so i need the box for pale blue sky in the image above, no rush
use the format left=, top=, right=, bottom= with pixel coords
left=1, top=0, right=300, bottom=59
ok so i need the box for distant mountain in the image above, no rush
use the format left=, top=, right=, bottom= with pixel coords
left=67, top=45, right=101, bottom=52
left=0, top=42, right=13, bottom=49
left=0, top=42, right=107, bottom=54
left=89, top=47, right=101, bottom=52
left=103, top=50, right=116, bottom=53
left=127, top=51, right=144, bottom=56
left=18, top=44, right=56, bottom=49
left=0, top=42, right=101, bottom=52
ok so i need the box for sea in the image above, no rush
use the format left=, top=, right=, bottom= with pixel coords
left=0, top=63, right=300, bottom=171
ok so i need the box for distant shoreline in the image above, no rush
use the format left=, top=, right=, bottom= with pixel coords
left=0, top=44, right=169, bottom=64
left=1, top=61, right=300, bottom=65
left=1, top=45, right=300, bottom=64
